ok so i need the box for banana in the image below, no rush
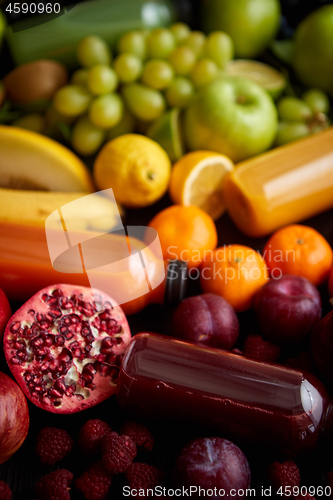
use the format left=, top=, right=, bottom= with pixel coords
left=0, top=188, right=123, bottom=231
left=0, top=125, right=94, bottom=192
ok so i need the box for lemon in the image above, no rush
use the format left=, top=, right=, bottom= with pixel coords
left=93, top=134, right=171, bottom=208
left=169, top=150, right=234, bottom=220
left=147, top=108, right=185, bottom=162
left=224, top=60, right=286, bottom=100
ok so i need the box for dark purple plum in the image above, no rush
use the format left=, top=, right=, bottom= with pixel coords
left=312, top=309, right=333, bottom=382
left=254, top=275, right=321, bottom=343
left=171, top=293, right=239, bottom=349
left=173, top=437, right=251, bottom=499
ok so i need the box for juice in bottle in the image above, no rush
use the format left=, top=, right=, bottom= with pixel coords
left=223, top=127, right=333, bottom=237
left=117, top=333, right=333, bottom=456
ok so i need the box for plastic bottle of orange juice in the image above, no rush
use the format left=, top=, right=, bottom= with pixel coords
left=223, top=127, right=333, bottom=238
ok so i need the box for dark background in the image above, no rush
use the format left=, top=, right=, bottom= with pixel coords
left=1, top=0, right=333, bottom=498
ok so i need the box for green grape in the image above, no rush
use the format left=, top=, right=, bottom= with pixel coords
left=117, top=30, right=147, bottom=59
left=146, top=28, right=176, bottom=59
left=71, top=69, right=88, bottom=86
left=86, top=65, right=118, bottom=95
left=165, top=76, right=195, bottom=108
left=183, top=31, right=206, bottom=57
left=205, top=31, right=234, bottom=69
left=275, top=122, right=310, bottom=147
left=114, top=53, right=143, bottom=83
left=190, top=58, right=220, bottom=88
left=53, top=85, right=92, bottom=117
left=71, top=116, right=106, bottom=156
left=141, top=59, right=174, bottom=90
left=302, top=88, right=330, bottom=115
left=168, top=46, right=196, bottom=76
left=89, top=93, right=124, bottom=129
left=277, top=97, right=312, bottom=122
left=107, top=107, right=136, bottom=140
left=77, top=36, right=112, bottom=67
left=170, top=22, right=191, bottom=44
left=12, top=113, right=45, bottom=134
left=122, top=83, right=166, bottom=121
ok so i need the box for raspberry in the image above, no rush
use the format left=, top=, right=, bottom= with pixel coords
left=36, top=427, right=73, bottom=466
left=126, top=463, right=164, bottom=497
left=0, top=480, right=11, bottom=500
left=35, top=469, right=73, bottom=500
left=78, top=419, right=112, bottom=455
left=267, top=460, right=300, bottom=491
left=120, top=421, right=154, bottom=452
left=101, top=431, right=137, bottom=473
left=75, top=462, right=113, bottom=500
left=243, top=334, right=281, bottom=362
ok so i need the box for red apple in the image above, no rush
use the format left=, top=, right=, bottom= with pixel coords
left=254, top=275, right=321, bottom=343
left=0, top=287, right=11, bottom=341
left=312, top=309, right=333, bottom=382
left=0, top=371, right=30, bottom=464
left=171, top=293, right=239, bottom=349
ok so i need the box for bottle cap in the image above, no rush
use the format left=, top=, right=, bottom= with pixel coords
left=164, top=260, right=188, bottom=307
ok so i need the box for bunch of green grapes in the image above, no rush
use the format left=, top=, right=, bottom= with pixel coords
left=275, top=89, right=331, bottom=147
left=52, top=25, right=234, bottom=156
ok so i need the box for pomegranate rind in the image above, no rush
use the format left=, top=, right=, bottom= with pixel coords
left=3, top=284, right=131, bottom=414
left=0, top=371, right=30, bottom=464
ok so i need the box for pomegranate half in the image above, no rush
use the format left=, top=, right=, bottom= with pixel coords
left=3, top=284, right=131, bottom=414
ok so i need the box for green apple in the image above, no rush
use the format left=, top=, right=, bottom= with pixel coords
left=202, top=0, right=281, bottom=58
left=184, top=76, right=278, bottom=163
left=293, top=5, right=333, bottom=94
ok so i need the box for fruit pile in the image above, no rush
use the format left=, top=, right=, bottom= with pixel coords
left=51, top=25, right=234, bottom=156
left=1, top=0, right=333, bottom=497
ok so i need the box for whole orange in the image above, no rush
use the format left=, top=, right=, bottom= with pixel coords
left=200, top=244, right=269, bottom=312
left=148, top=205, right=217, bottom=269
left=264, top=224, right=333, bottom=286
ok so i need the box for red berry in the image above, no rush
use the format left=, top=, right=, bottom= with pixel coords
left=36, top=427, right=73, bottom=465
left=78, top=419, right=112, bottom=455
left=0, top=480, right=12, bottom=500
left=101, top=431, right=137, bottom=473
left=126, top=463, right=164, bottom=494
left=120, top=421, right=154, bottom=452
left=75, top=462, right=112, bottom=500
left=267, top=460, right=300, bottom=491
left=35, top=469, right=73, bottom=500
left=243, top=334, right=281, bottom=362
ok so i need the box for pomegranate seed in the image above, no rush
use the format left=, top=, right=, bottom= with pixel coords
left=10, top=321, right=21, bottom=333
left=52, top=288, right=63, bottom=297
left=28, top=309, right=35, bottom=316
left=54, top=335, right=65, bottom=346
left=10, top=356, right=21, bottom=364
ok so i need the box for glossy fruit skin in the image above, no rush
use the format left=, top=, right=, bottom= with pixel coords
left=0, top=288, right=11, bottom=341
left=203, top=0, right=281, bottom=58
left=312, top=309, right=333, bottom=382
left=293, top=5, right=333, bottom=93
left=148, top=205, right=217, bottom=270
left=254, top=275, right=322, bottom=344
left=171, top=293, right=239, bottom=349
left=173, top=437, right=251, bottom=499
left=0, top=371, right=29, bottom=464
left=3, top=284, right=131, bottom=414
left=200, top=245, right=269, bottom=312
left=184, top=76, right=278, bottom=162
left=264, top=225, right=333, bottom=286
